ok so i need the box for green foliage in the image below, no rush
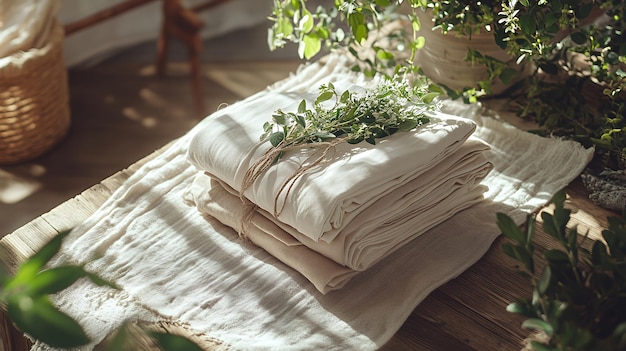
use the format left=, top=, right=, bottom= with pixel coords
left=101, top=323, right=204, bottom=351
left=0, top=231, right=115, bottom=348
left=259, top=76, right=441, bottom=153
left=425, top=0, right=499, bottom=37
left=268, top=0, right=424, bottom=77
left=506, top=1, right=626, bottom=170
left=499, top=189, right=626, bottom=350
left=0, top=231, right=204, bottom=350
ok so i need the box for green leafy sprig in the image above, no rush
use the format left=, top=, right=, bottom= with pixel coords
left=268, top=0, right=424, bottom=78
left=498, top=189, right=626, bottom=350
left=260, top=77, right=441, bottom=152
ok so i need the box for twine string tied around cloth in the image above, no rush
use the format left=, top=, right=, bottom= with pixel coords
left=239, top=138, right=345, bottom=223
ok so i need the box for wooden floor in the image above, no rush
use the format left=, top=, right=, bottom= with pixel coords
left=0, top=22, right=301, bottom=236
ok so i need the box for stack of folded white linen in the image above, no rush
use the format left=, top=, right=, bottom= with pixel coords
left=184, top=75, right=493, bottom=294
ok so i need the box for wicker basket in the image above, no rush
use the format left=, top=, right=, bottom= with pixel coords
left=0, top=22, right=71, bottom=165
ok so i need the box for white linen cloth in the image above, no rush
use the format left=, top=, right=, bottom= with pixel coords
left=184, top=137, right=493, bottom=293
left=32, top=54, right=594, bottom=351
left=187, top=89, right=480, bottom=244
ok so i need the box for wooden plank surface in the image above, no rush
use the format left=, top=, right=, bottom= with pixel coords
left=0, top=148, right=615, bottom=350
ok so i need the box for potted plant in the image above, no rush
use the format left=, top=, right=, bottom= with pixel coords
left=269, top=1, right=611, bottom=93
left=497, top=189, right=626, bottom=351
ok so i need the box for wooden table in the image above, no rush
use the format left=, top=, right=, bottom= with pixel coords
left=0, top=142, right=614, bottom=351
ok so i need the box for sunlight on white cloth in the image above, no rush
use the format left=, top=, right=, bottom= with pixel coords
left=33, top=54, right=593, bottom=351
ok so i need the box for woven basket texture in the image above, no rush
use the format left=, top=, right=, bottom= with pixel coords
left=0, top=22, right=70, bottom=165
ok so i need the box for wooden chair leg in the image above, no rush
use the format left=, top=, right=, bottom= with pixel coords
left=188, top=43, right=204, bottom=115
left=158, top=0, right=205, bottom=116
left=156, top=26, right=169, bottom=77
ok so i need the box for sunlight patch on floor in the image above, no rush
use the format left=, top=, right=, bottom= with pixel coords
left=122, top=107, right=157, bottom=128
left=0, top=168, right=42, bottom=204
left=205, top=61, right=300, bottom=98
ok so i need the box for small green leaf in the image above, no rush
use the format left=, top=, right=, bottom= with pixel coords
left=507, top=302, right=538, bottom=318
left=495, top=28, right=508, bottom=49
left=272, top=114, right=287, bottom=125
left=347, top=135, right=364, bottom=144
left=552, top=189, right=567, bottom=209
left=295, top=115, right=306, bottom=128
left=298, top=99, right=307, bottom=113
left=312, top=131, right=336, bottom=139
left=8, top=295, right=90, bottom=348
left=316, top=91, right=334, bottom=104
left=522, top=318, right=554, bottom=337
left=539, top=62, right=559, bottom=75
left=541, top=213, right=561, bottom=241
left=414, top=36, right=426, bottom=50
left=420, top=92, right=439, bottom=104
left=544, top=249, right=569, bottom=263
left=497, top=212, right=526, bottom=244
left=570, top=31, right=587, bottom=45
left=591, top=240, right=608, bottom=265
left=411, top=18, right=421, bottom=32
left=359, top=114, right=376, bottom=124
left=502, top=243, right=534, bottom=273
left=278, top=17, right=293, bottom=37
left=299, top=11, right=314, bottom=33
left=354, top=24, right=368, bottom=44
left=398, top=120, right=418, bottom=131
left=85, top=271, right=118, bottom=290
left=269, top=131, right=285, bottom=146
left=27, top=266, right=87, bottom=296
left=299, top=34, right=322, bottom=59
left=376, top=49, right=394, bottom=61
left=537, top=266, right=552, bottom=295
left=7, top=231, right=70, bottom=291
left=340, top=90, right=351, bottom=104
left=519, top=15, right=537, bottom=37
left=348, top=12, right=367, bottom=43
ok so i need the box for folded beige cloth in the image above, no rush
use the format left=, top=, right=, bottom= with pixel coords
left=184, top=174, right=359, bottom=293
left=184, top=137, right=492, bottom=293
left=187, top=88, right=479, bottom=244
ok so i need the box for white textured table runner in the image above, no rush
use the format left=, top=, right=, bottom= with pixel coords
left=33, top=54, right=593, bottom=351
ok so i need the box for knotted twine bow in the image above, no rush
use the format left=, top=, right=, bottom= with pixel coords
left=236, top=138, right=345, bottom=238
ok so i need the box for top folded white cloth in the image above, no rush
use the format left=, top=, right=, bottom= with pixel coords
left=187, top=89, right=478, bottom=243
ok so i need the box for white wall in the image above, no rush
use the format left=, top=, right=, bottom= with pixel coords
left=59, top=0, right=274, bottom=66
